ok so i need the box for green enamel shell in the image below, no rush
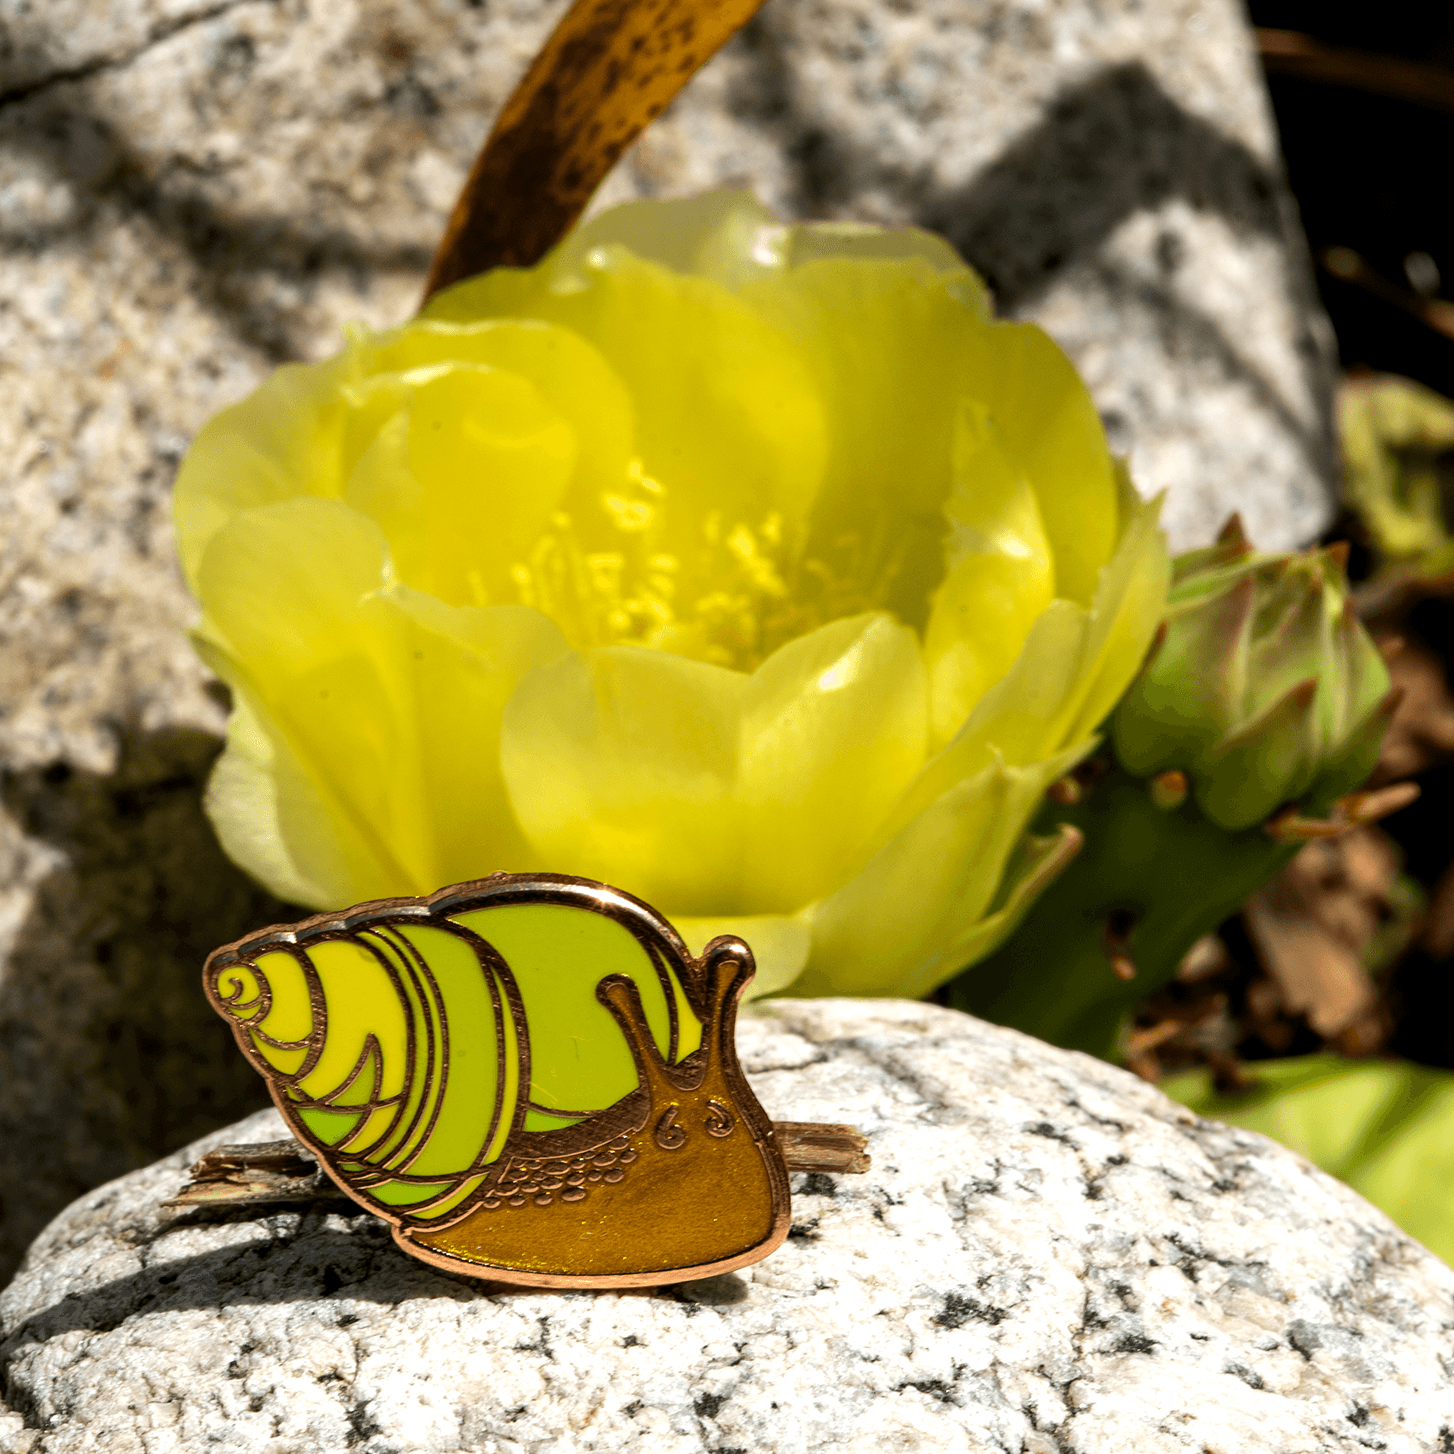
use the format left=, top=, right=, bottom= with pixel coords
left=207, top=880, right=704, bottom=1222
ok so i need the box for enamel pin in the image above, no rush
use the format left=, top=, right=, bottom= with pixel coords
left=204, top=872, right=792, bottom=1288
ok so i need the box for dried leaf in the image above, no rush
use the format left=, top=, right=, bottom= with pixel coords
left=1124, top=938, right=1238, bottom=1081
left=1372, top=632, right=1454, bottom=780
left=1421, top=859, right=1454, bottom=959
left=426, top=0, right=771, bottom=296
left=1242, top=827, right=1402, bottom=1044
left=1175, top=934, right=1232, bottom=984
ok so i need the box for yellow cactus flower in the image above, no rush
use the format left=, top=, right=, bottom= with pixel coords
left=174, top=190, right=1169, bottom=1001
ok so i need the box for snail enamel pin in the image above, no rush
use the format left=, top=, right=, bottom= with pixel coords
left=204, top=872, right=792, bottom=1288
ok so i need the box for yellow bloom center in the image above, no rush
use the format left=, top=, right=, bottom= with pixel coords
left=507, top=471, right=918, bottom=672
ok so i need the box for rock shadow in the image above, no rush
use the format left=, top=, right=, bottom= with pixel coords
left=0, top=50, right=434, bottom=362
left=0, top=1212, right=750, bottom=1368
left=0, top=727, right=300, bottom=1283
left=2, top=1223, right=455, bottom=1359
left=728, top=26, right=1335, bottom=477
left=915, top=61, right=1289, bottom=314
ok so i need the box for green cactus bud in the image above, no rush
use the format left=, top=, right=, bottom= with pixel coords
left=945, top=523, right=1399, bottom=1059
left=1114, top=518, right=1391, bottom=831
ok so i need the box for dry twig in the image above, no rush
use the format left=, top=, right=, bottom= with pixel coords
left=1258, top=30, right=1454, bottom=116
left=166, top=1123, right=871, bottom=1212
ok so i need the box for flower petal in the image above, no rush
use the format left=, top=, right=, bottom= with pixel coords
left=196, top=645, right=353, bottom=908
left=501, top=645, right=747, bottom=913
left=793, top=741, right=1087, bottom=999
left=344, top=365, right=578, bottom=608
left=954, top=321, right=1120, bottom=607
left=173, top=351, right=355, bottom=588
left=917, top=487, right=1168, bottom=787
left=198, top=496, right=567, bottom=904
left=424, top=251, right=828, bottom=554
left=774, top=222, right=989, bottom=314
left=386, top=586, right=572, bottom=887
left=355, top=318, right=638, bottom=509
left=1059, top=483, right=1171, bottom=744
left=676, top=913, right=813, bottom=1001
left=928, top=823, right=1085, bottom=977
left=740, top=257, right=989, bottom=631
left=551, top=189, right=782, bottom=291
left=923, top=402, right=1056, bottom=747
left=553, top=188, right=987, bottom=310
left=742, top=261, right=1117, bottom=629
left=738, top=612, right=928, bottom=912
left=953, top=599, right=1095, bottom=767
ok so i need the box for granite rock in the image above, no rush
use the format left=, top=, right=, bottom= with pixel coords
left=0, top=732, right=291, bottom=1280
left=2, top=1000, right=1452, bottom=1454
left=0, top=0, right=1334, bottom=1278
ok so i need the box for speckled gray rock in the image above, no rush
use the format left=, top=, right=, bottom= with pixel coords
left=0, top=0, right=1333, bottom=1280
left=2, top=1001, right=1451, bottom=1454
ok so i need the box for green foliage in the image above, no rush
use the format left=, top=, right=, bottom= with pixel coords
left=1341, top=375, right=1454, bottom=574
left=1163, top=1056, right=1454, bottom=1267
left=946, top=764, right=1296, bottom=1057
left=947, top=524, right=1391, bottom=1057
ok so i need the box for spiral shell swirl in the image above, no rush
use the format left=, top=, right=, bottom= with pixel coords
left=204, top=878, right=701, bottom=1228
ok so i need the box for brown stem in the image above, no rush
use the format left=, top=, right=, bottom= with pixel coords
left=1319, top=247, right=1454, bottom=344
left=423, top=0, right=771, bottom=301
left=1257, top=29, right=1454, bottom=115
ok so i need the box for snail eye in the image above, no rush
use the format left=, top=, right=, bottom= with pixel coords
left=654, top=1106, right=687, bottom=1150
